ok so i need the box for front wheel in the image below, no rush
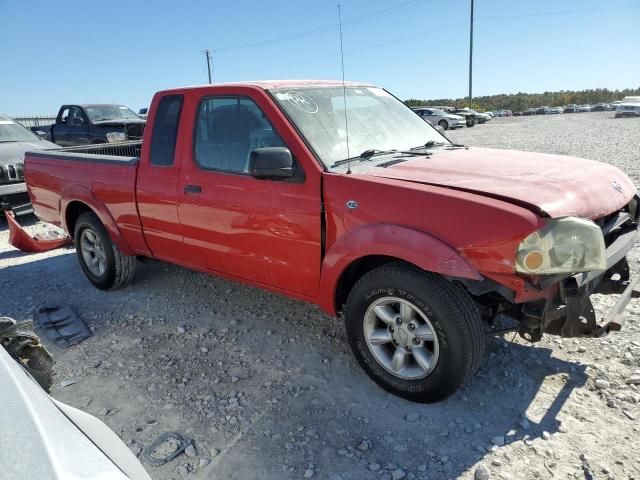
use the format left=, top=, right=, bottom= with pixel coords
left=438, top=120, right=449, bottom=130
left=74, top=212, right=136, bottom=290
left=344, top=264, right=485, bottom=403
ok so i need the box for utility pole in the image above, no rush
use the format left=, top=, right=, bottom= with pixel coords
left=468, top=0, right=474, bottom=107
left=203, top=49, right=214, bottom=84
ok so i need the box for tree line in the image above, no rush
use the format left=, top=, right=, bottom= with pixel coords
left=405, top=87, right=640, bottom=112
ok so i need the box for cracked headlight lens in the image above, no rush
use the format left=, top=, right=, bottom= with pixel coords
left=515, top=217, right=606, bottom=274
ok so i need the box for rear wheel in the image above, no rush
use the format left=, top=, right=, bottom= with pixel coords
left=74, top=212, right=136, bottom=290
left=438, top=119, right=449, bottom=130
left=344, top=263, right=485, bottom=403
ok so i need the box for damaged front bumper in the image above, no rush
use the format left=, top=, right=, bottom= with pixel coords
left=519, top=201, right=639, bottom=342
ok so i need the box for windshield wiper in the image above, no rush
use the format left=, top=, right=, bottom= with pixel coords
left=411, top=141, right=445, bottom=150
left=332, top=148, right=431, bottom=168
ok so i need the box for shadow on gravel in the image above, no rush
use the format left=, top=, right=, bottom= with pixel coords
left=1, top=254, right=589, bottom=480
left=198, top=335, right=589, bottom=480
left=0, top=249, right=31, bottom=260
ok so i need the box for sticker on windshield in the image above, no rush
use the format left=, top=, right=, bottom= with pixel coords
left=284, top=91, right=319, bottom=114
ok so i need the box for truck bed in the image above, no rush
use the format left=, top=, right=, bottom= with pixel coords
left=24, top=141, right=146, bottom=253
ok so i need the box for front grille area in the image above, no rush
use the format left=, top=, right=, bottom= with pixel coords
left=596, top=197, right=639, bottom=248
left=0, top=163, right=24, bottom=184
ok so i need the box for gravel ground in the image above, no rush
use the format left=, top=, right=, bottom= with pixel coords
left=1, top=111, right=639, bottom=480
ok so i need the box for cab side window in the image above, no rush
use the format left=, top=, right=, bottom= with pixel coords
left=59, top=107, right=70, bottom=124
left=68, top=107, right=86, bottom=126
left=150, top=95, right=184, bottom=166
left=194, top=97, right=285, bottom=173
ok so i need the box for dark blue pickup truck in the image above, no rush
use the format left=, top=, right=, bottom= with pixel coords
left=32, top=104, right=146, bottom=146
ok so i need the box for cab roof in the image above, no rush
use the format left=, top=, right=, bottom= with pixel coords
left=162, top=79, right=376, bottom=93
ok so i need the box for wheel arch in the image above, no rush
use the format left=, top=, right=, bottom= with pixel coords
left=319, top=224, right=482, bottom=316
left=61, top=186, right=134, bottom=255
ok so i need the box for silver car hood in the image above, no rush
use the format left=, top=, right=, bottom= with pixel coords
left=0, top=140, right=58, bottom=166
left=0, top=347, right=151, bottom=480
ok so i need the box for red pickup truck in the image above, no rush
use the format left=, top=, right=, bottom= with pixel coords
left=24, top=80, right=639, bottom=402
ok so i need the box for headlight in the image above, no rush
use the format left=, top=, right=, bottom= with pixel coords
left=515, top=217, right=606, bottom=275
left=106, top=132, right=126, bottom=143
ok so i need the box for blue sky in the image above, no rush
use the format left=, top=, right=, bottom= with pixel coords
left=1, top=0, right=639, bottom=114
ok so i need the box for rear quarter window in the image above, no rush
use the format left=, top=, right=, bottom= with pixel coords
left=150, top=95, right=184, bottom=166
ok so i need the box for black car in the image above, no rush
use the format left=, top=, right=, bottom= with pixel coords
left=32, top=104, right=145, bottom=147
left=448, top=108, right=476, bottom=127
left=1, top=114, right=58, bottom=214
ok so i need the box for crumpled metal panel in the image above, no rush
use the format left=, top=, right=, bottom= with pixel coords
left=5, top=211, right=70, bottom=253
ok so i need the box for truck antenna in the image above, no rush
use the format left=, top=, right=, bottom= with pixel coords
left=337, top=4, right=351, bottom=174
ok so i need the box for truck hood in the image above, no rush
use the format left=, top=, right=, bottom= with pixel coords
left=0, top=140, right=58, bottom=166
left=367, top=147, right=636, bottom=218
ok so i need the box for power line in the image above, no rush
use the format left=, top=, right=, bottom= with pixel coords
left=212, top=3, right=639, bottom=78
left=477, top=4, right=640, bottom=21
left=215, top=0, right=431, bottom=53
left=217, top=21, right=465, bottom=76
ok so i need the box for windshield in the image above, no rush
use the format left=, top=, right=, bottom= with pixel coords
left=271, top=86, right=445, bottom=170
left=0, top=116, right=40, bottom=143
left=84, top=105, right=140, bottom=122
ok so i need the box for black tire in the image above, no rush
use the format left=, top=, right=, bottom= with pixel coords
left=344, top=263, right=485, bottom=403
left=438, top=119, right=449, bottom=130
left=74, top=212, right=136, bottom=290
left=466, top=118, right=474, bottom=127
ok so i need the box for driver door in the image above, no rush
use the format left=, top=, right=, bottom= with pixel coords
left=66, top=106, right=89, bottom=145
left=177, top=93, right=322, bottom=298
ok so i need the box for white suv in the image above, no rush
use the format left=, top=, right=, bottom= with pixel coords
left=616, top=96, right=640, bottom=118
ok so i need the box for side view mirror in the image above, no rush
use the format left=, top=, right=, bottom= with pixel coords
left=35, top=130, right=48, bottom=139
left=72, top=117, right=84, bottom=126
left=249, top=147, right=294, bottom=180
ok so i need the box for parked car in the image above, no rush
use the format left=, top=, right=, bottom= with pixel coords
left=455, top=108, right=491, bottom=124
left=548, top=106, right=564, bottom=114
left=523, top=108, right=536, bottom=116
left=0, top=323, right=151, bottom=480
left=446, top=107, right=476, bottom=127
left=513, top=111, right=523, bottom=116
left=504, top=110, right=513, bottom=116
left=535, top=106, right=550, bottom=115
left=615, top=96, right=640, bottom=118
left=32, top=104, right=146, bottom=146
left=412, top=107, right=466, bottom=130
left=563, top=105, right=577, bottom=113
left=0, top=113, right=58, bottom=215
left=592, top=103, right=607, bottom=112
left=577, top=104, right=593, bottom=112
left=138, top=107, right=149, bottom=119
left=23, top=80, right=639, bottom=403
